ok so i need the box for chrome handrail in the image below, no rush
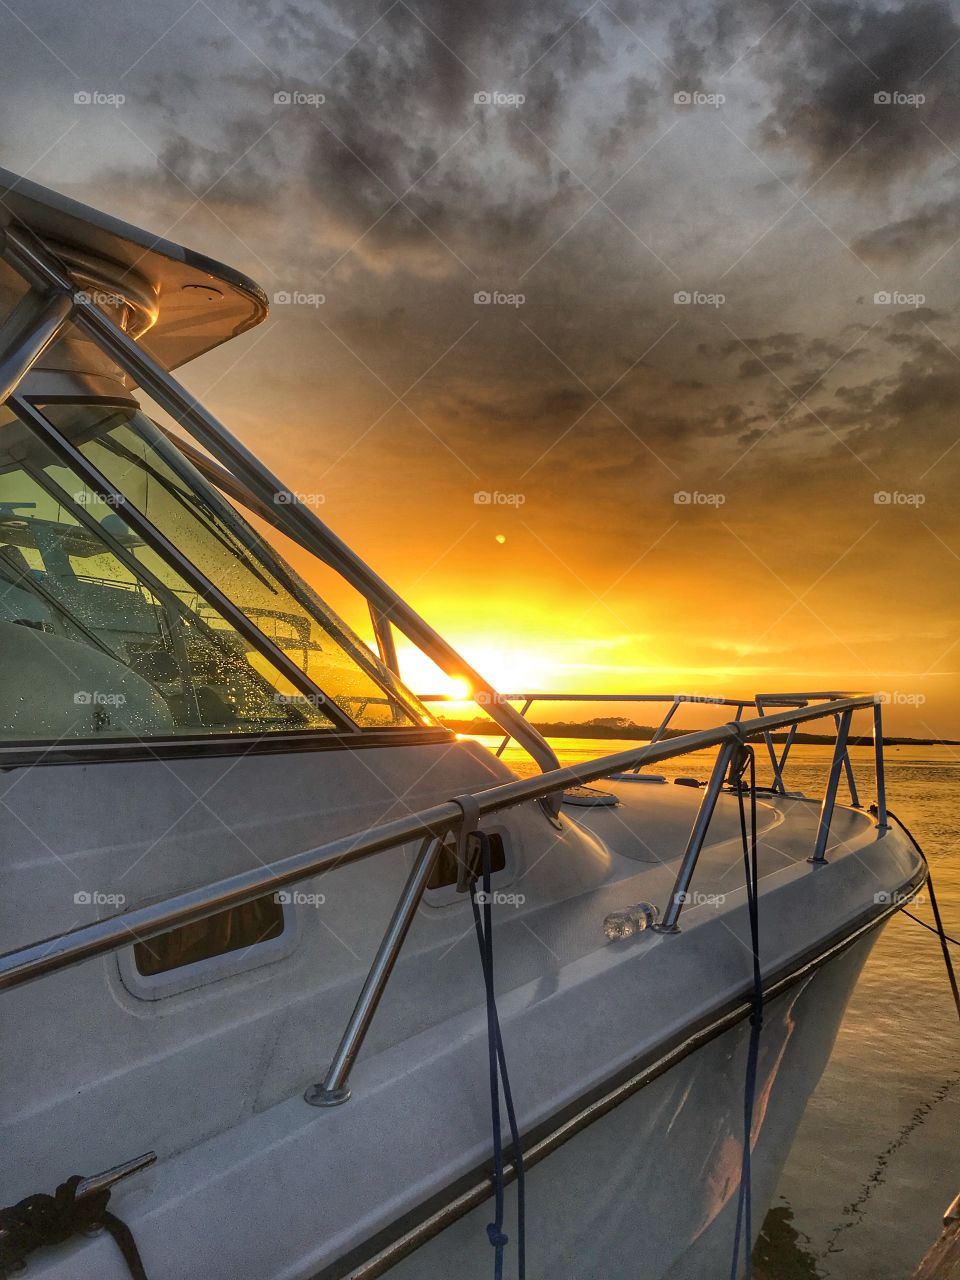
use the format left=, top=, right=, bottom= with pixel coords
left=421, top=690, right=868, bottom=785
left=0, top=695, right=887, bottom=1106
left=0, top=695, right=875, bottom=991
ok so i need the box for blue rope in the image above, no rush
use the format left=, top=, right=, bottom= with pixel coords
left=730, top=746, right=763, bottom=1280
left=469, top=830, right=526, bottom=1280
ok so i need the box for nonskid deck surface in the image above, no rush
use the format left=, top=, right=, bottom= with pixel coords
left=219, top=785, right=870, bottom=1108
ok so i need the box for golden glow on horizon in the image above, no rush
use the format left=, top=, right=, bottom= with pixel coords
left=251, top=509, right=959, bottom=736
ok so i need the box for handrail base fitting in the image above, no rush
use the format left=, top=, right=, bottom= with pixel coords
left=305, top=1084, right=351, bottom=1108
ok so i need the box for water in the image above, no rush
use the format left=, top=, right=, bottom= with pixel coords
left=484, top=737, right=960, bottom=1278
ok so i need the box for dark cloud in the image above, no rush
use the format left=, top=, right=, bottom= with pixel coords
left=755, top=0, right=960, bottom=184
left=664, top=0, right=960, bottom=191
left=853, top=198, right=960, bottom=264
left=3, top=0, right=960, bottom=710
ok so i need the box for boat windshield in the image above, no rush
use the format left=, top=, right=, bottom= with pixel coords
left=0, top=400, right=431, bottom=743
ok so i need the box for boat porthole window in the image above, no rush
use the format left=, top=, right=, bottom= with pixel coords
left=118, top=894, right=298, bottom=999
left=423, top=830, right=510, bottom=906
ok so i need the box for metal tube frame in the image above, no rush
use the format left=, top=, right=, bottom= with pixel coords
left=873, top=702, right=888, bottom=829
left=0, top=287, right=74, bottom=403
left=0, top=223, right=562, bottom=789
left=0, top=693, right=886, bottom=1098
left=837, top=711, right=861, bottom=808
left=305, top=835, right=443, bottom=1106
left=811, top=707, right=855, bottom=862
left=432, top=692, right=754, bottom=768
left=368, top=602, right=400, bottom=675
left=0, top=699, right=873, bottom=963
left=655, top=740, right=741, bottom=933
left=496, top=696, right=533, bottom=757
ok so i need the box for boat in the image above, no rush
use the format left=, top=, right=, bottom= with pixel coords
left=0, top=170, right=927, bottom=1280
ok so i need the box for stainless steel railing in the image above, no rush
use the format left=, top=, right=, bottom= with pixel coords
left=419, top=691, right=757, bottom=759
left=421, top=689, right=874, bottom=797
left=0, top=694, right=887, bottom=1104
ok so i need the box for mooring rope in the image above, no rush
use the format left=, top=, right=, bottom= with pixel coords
left=886, top=808, right=960, bottom=1024
left=729, top=744, right=762, bottom=1280
left=0, top=1174, right=149, bottom=1280
left=469, top=829, right=526, bottom=1280
left=901, top=910, right=960, bottom=948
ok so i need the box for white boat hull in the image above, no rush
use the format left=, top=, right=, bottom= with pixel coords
left=372, top=936, right=871, bottom=1280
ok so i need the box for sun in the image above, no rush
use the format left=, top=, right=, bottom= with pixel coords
left=443, top=675, right=473, bottom=701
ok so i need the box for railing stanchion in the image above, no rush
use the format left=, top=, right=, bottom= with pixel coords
left=873, top=702, right=889, bottom=829
left=496, top=697, right=533, bottom=758
left=836, top=711, right=861, bottom=808
left=770, top=722, right=798, bottom=794
left=656, top=738, right=740, bottom=933
left=0, top=696, right=877, bottom=994
left=811, top=709, right=854, bottom=862
left=305, top=835, right=443, bottom=1106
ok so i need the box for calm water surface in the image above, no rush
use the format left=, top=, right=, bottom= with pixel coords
left=487, top=737, right=960, bottom=1279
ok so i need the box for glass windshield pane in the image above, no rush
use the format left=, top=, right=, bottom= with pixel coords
left=36, top=401, right=430, bottom=730
left=0, top=407, right=334, bottom=740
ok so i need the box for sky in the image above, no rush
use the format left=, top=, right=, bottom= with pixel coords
left=2, top=0, right=960, bottom=735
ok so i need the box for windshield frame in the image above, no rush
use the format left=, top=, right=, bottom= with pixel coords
left=0, top=393, right=443, bottom=760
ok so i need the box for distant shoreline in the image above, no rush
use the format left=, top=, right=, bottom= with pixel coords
left=438, top=717, right=960, bottom=748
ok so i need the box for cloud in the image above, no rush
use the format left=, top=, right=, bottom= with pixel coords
left=853, top=198, right=960, bottom=264
left=664, top=0, right=960, bottom=191
left=3, top=0, right=960, bottom=731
